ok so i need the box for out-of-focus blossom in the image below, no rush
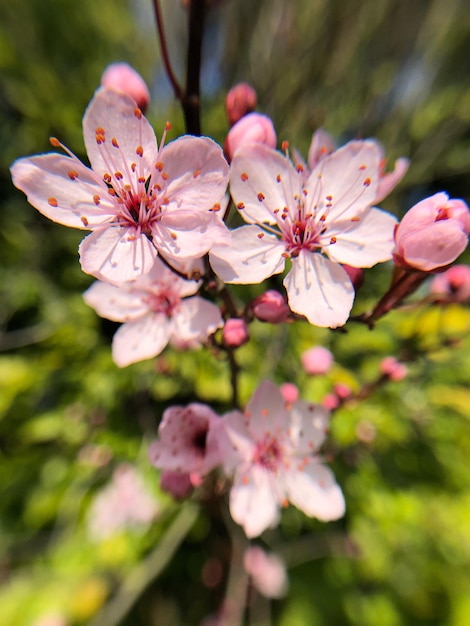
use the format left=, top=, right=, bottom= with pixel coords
left=160, top=470, right=194, bottom=499
left=429, top=264, right=470, bottom=303
left=11, top=88, right=230, bottom=284
left=301, top=346, right=334, bottom=376
left=380, top=356, right=408, bottom=381
left=333, top=382, right=352, bottom=400
left=149, top=403, right=223, bottom=483
left=88, top=464, right=159, bottom=541
left=210, top=141, right=397, bottom=327
left=393, top=192, right=470, bottom=271
left=279, top=382, right=300, bottom=404
left=219, top=381, right=345, bottom=537
left=101, top=62, right=150, bottom=112
left=83, top=258, right=223, bottom=367
left=224, top=112, right=276, bottom=161
left=243, top=546, right=288, bottom=598
left=222, top=318, right=249, bottom=348
left=322, top=393, right=340, bottom=411
left=251, top=289, right=290, bottom=323
left=226, top=82, right=257, bottom=126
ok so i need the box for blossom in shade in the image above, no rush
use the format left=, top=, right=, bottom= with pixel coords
left=224, top=112, right=277, bottom=161
left=101, top=62, right=151, bottom=112
left=88, top=464, right=158, bottom=541
left=301, top=346, right=334, bottom=376
left=393, top=193, right=470, bottom=271
left=226, top=82, right=258, bottom=126
left=429, top=264, right=470, bottom=303
left=219, top=380, right=345, bottom=537
left=149, top=403, right=223, bottom=482
left=83, top=257, right=223, bottom=367
left=243, top=546, right=288, bottom=598
left=11, top=88, right=230, bottom=284
left=210, top=141, right=397, bottom=328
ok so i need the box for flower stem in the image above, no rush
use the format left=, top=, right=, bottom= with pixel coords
left=183, top=0, right=206, bottom=135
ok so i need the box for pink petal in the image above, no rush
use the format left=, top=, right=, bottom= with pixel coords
left=112, top=313, right=170, bottom=366
left=83, top=281, right=149, bottom=322
left=284, top=252, right=354, bottom=328
left=209, top=225, right=286, bottom=284
left=399, top=221, right=469, bottom=271
left=79, top=227, right=157, bottom=283
left=171, top=297, right=223, bottom=346
left=220, top=410, right=257, bottom=472
left=375, top=157, right=409, bottom=203
left=230, top=143, right=300, bottom=225
left=10, top=154, right=114, bottom=229
left=397, top=192, right=449, bottom=234
left=307, top=128, right=336, bottom=170
left=325, top=207, right=398, bottom=267
left=244, top=381, right=289, bottom=440
left=83, top=88, right=158, bottom=180
left=284, top=464, right=345, bottom=521
left=288, top=400, right=330, bottom=453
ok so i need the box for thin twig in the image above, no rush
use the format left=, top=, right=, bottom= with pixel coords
left=183, top=0, right=206, bottom=134
left=152, top=0, right=183, bottom=101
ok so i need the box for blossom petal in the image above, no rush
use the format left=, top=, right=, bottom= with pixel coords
left=284, top=463, right=345, bottom=521
left=230, top=466, right=281, bottom=538
left=325, top=207, right=397, bottom=267
left=112, top=313, right=170, bottom=366
left=10, top=154, right=114, bottom=229
left=230, top=143, right=300, bottom=225
left=284, top=252, right=354, bottom=327
left=209, top=225, right=286, bottom=284
left=79, top=227, right=157, bottom=283
left=375, top=157, right=409, bottom=203
left=83, top=88, right=158, bottom=179
left=171, top=297, right=223, bottom=347
left=83, top=280, right=149, bottom=322
left=288, top=400, right=330, bottom=454
left=399, top=222, right=469, bottom=271
left=244, top=381, right=289, bottom=439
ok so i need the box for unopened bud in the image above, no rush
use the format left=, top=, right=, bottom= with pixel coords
left=280, top=382, right=300, bottom=405
left=379, top=356, right=408, bottom=381
left=222, top=318, right=249, bottom=348
left=226, top=82, right=258, bottom=126
left=224, top=112, right=276, bottom=161
left=252, top=290, right=290, bottom=323
left=101, top=62, right=150, bottom=112
left=301, top=346, right=333, bottom=376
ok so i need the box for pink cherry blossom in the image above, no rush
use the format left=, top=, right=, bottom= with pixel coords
left=11, top=88, right=230, bottom=284
left=219, top=381, right=345, bottom=538
left=226, top=82, right=258, bottom=126
left=243, top=546, right=288, bottom=598
left=83, top=257, right=223, bottom=367
left=224, top=112, right=277, bottom=162
left=279, top=382, right=300, bottom=404
left=149, top=403, right=223, bottom=481
left=251, top=289, right=290, bottom=323
left=210, top=141, right=397, bottom=327
left=222, top=318, right=249, bottom=348
left=101, top=62, right=151, bottom=112
left=393, top=193, right=470, bottom=271
left=379, top=356, right=408, bottom=381
left=430, top=264, right=470, bottom=303
left=301, top=346, right=334, bottom=375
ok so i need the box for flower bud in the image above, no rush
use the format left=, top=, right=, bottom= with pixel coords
left=252, top=290, right=290, bottom=323
left=226, top=82, right=257, bottom=126
left=301, top=346, right=333, bottom=376
left=430, top=264, right=470, bottom=303
left=379, top=356, right=408, bottom=381
left=243, top=546, right=288, bottom=599
left=222, top=318, right=249, bottom=348
left=101, top=62, right=150, bottom=112
left=280, top=382, right=300, bottom=405
left=224, top=112, right=276, bottom=161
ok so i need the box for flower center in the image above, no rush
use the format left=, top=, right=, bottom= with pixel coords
left=253, top=435, right=284, bottom=473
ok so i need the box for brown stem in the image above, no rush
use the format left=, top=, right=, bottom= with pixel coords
left=183, top=0, right=206, bottom=135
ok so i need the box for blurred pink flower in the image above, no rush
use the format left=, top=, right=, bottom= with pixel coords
left=251, top=289, right=290, bottom=323
left=244, top=546, right=288, bottom=598
left=160, top=470, right=194, bottom=499
left=88, top=464, right=158, bottom=541
left=83, top=257, right=223, bottom=367
left=380, top=356, right=408, bottom=381
left=301, top=346, right=334, bottom=375
left=429, top=264, right=470, bottom=303
left=222, top=318, right=249, bottom=348
left=210, top=141, right=397, bottom=327
left=279, top=382, right=300, bottom=404
left=219, top=381, right=345, bottom=537
left=224, top=112, right=277, bottom=161
left=11, top=88, right=229, bottom=284
left=101, top=62, right=150, bottom=112
left=226, top=82, right=258, bottom=126
left=393, top=192, right=470, bottom=271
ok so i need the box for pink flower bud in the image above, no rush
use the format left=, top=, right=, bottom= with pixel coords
left=301, top=346, right=334, bottom=376
left=280, top=382, right=300, bottom=404
left=251, top=290, right=290, bottom=323
left=224, top=112, right=276, bottom=161
left=380, top=356, right=408, bottom=381
left=333, top=383, right=352, bottom=400
left=393, top=192, right=470, bottom=271
left=222, top=318, right=249, bottom=348
left=160, top=470, right=193, bottom=499
left=226, top=82, right=257, bottom=126
left=322, top=393, right=340, bottom=410
left=101, top=62, right=150, bottom=112
left=342, top=264, right=365, bottom=291
left=243, top=546, right=288, bottom=599
left=430, top=264, right=470, bottom=302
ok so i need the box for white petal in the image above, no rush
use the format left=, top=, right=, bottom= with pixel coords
left=11, top=154, right=115, bottom=229
left=83, top=281, right=149, bottom=322
left=325, top=207, right=398, bottom=267
left=230, top=143, right=301, bottom=225
left=209, top=225, right=286, bottom=284
left=230, top=467, right=281, bottom=538
left=288, top=400, right=330, bottom=454
left=83, top=88, right=158, bottom=179
left=284, top=464, right=345, bottom=521
left=244, top=381, right=289, bottom=440
left=112, top=313, right=170, bottom=367
left=171, top=297, right=223, bottom=345
left=79, top=227, right=157, bottom=284
left=284, top=252, right=354, bottom=328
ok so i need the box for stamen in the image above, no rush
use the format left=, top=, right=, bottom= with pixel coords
left=257, top=192, right=265, bottom=202
left=136, top=146, right=144, bottom=158
left=48, top=197, right=58, bottom=207
left=68, top=170, right=79, bottom=180
left=240, top=172, right=249, bottom=182
left=237, top=202, right=245, bottom=210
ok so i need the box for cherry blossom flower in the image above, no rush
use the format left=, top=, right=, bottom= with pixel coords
left=219, top=381, right=345, bottom=538
left=210, top=141, right=397, bottom=327
left=301, top=345, right=334, bottom=375
left=83, top=257, right=223, bottom=367
left=393, top=192, right=470, bottom=271
left=224, top=112, right=277, bottom=161
left=222, top=318, right=250, bottom=348
left=149, top=402, right=223, bottom=483
left=11, top=88, right=230, bottom=284
left=243, top=546, right=288, bottom=598
left=430, top=264, right=470, bottom=303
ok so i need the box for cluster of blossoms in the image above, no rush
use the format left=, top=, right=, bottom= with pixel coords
left=10, top=66, right=470, bottom=538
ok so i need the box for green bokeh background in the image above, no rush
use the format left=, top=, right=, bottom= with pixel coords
left=0, top=1, right=469, bottom=625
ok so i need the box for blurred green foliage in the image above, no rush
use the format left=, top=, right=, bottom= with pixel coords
left=0, top=1, right=469, bottom=625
